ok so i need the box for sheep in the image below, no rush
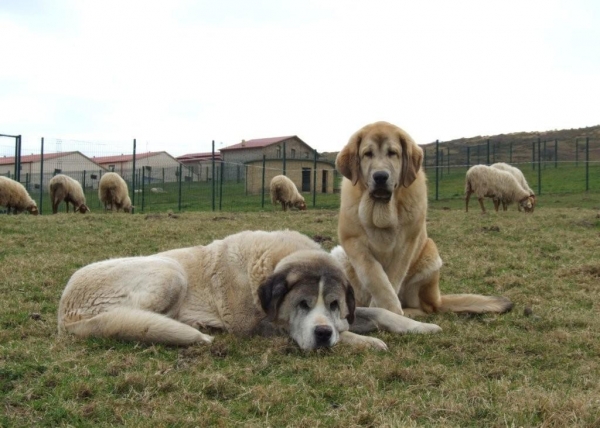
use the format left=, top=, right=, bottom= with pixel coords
left=465, top=165, right=534, bottom=213
left=490, top=162, right=536, bottom=211
left=269, top=175, right=307, bottom=211
left=98, top=172, right=133, bottom=213
left=48, top=174, right=90, bottom=214
left=0, top=176, right=39, bottom=215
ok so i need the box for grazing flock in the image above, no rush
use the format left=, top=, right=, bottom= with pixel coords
left=1, top=160, right=535, bottom=217
left=0, top=171, right=133, bottom=215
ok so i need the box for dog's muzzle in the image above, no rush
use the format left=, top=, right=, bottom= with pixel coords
left=314, top=325, right=333, bottom=348
left=370, top=171, right=392, bottom=201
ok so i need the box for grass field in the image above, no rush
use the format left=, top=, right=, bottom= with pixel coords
left=1, top=192, right=599, bottom=426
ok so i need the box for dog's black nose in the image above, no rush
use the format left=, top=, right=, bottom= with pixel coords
left=373, top=171, right=389, bottom=185
left=314, top=325, right=333, bottom=346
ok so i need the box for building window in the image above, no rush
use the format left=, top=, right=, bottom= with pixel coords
left=276, top=146, right=281, bottom=158
left=291, top=149, right=296, bottom=159
left=108, top=165, right=115, bottom=172
left=304, top=152, right=309, bottom=159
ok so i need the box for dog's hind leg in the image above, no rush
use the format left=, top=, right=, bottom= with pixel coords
left=63, top=308, right=214, bottom=346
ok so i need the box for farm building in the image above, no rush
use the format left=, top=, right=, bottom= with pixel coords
left=220, top=135, right=337, bottom=194
left=177, top=152, right=221, bottom=182
left=93, top=151, right=197, bottom=184
left=0, top=151, right=107, bottom=189
left=245, top=158, right=336, bottom=195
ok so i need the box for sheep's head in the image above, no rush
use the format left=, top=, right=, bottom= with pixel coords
left=28, top=205, right=39, bottom=215
left=77, top=204, right=91, bottom=214
left=519, top=196, right=535, bottom=213
left=295, top=201, right=307, bottom=211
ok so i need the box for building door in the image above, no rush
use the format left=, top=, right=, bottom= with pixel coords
left=321, top=170, right=328, bottom=193
left=302, top=168, right=311, bottom=192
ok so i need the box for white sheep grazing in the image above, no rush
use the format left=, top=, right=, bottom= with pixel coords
left=490, top=162, right=536, bottom=211
left=269, top=175, right=307, bottom=211
left=465, top=165, right=535, bottom=213
left=0, top=176, right=39, bottom=215
left=98, top=172, right=133, bottom=213
left=49, top=174, right=90, bottom=214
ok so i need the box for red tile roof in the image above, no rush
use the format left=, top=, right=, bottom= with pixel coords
left=220, top=136, right=297, bottom=151
left=0, top=151, right=79, bottom=165
left=177, top=152, right=222, bottom=162
left=92, top=151, right=165, bottom=164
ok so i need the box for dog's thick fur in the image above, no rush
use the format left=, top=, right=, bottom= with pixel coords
left=334, top=121, right=513, bottom=316
left=58, top=230, right=441, bottom=351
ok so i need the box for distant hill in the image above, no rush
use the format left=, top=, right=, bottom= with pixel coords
left=320, top=124, right=600, bottom=166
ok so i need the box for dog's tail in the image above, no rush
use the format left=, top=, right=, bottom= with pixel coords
left=439, top=294, right=513, bottom=314
left=60, top=308, right=213, bottom=346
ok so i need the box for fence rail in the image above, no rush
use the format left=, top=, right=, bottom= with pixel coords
left=1, top=135, right=599, bottom=214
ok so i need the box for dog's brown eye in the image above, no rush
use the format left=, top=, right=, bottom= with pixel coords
left=364, top=151, right=373, bottom=158
left=330, top=301, right=339, bottom=311
left=298, top=300, right=310, bottom=310
left=388, top=150, right=398, bottom=157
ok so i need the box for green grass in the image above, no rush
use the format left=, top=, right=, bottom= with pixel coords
left=1, top=194, right=599, bottom=426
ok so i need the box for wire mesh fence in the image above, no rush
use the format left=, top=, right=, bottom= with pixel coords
left=1, top=135, right=599, bottom=214
left=1, top=136, right=342, bottom=214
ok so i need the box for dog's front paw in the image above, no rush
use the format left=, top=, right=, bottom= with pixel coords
left=364, top=336, right=389, bottom=351
left=339, top=331, right=388, bottom=351
left=198, top=332, right=215, bottom=344
left=409, top=322, right=442, bottom=334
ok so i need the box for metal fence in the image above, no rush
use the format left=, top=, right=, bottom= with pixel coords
left=0, top=136, right=341, bottom=214
left=423, top=137, right=600, bottom=200
left=1, top=134, right=599, bottom=214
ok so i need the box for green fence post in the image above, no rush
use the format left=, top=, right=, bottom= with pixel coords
left=585, top=137, right=589, bottom=191
left=423, top=148, right=427, bottom=170
left=131, top=139, right=136, bottom=213
left=312, top=149, right=317, bottom=207
left=282, top=141, right=286, bottom=175
left=537, top=138, right=542, bottom=195
left=486, top=139, right=490, bottom=165
left=435, top=140, right=439, bottom=201
left=575, top=138, right=579, bottom=167
left=178, top=166, right=183, bottom=211
left=219, top=161, right=224, bottom=210
left=466, top=146, right=470, bottom=170
left=543, top=140, right=547, bottom=169
left=509, top=142, right=513, bottom=164
left=39, top=137, right=44, bottom=214
left=447, top=147, right=450, bottom=174
left=554, top=139, right=558, bottom=168
left=532, top=141, right=536, bottom=170
left=211, top=140, right=215, bottom=211
left=261, top=155, right=266, bottom=208
left=141, top=167, right=145, bottom=212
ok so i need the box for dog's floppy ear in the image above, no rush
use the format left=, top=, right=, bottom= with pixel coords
left=258, top=272, right=289, bottom=321
left=399, top=136, right=423, bottom=188
left=342, top=281, right=356, bottom=324
left=336, top=131, right=362, bottom=186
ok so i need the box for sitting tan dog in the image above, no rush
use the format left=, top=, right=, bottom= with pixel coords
left=332, top=121, right=513, bottom=316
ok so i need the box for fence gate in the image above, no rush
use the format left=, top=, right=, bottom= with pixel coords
left=0, top=133, right=21, bottom=181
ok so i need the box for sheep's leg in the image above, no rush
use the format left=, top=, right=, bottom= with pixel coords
left=493, top=199, right=500, bottom=212
left=478, top=197, right=486, bottom=213
left=52, top=200, right=59, bottom=214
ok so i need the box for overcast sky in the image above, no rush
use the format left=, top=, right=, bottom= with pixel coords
left=1, top=0, right=599, bottom=157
